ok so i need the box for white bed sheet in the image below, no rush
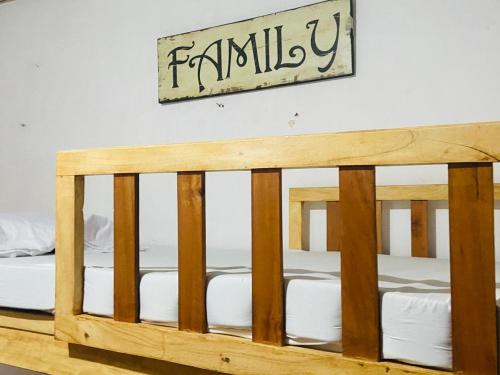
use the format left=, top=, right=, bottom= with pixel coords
left=0, top=247, right=498, bottom=370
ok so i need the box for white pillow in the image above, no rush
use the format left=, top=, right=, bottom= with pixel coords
left=84, top=214, right=114, bottom=253
left=0, top=213, right=55, bottom=257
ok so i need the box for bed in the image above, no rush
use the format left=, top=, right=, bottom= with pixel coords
left=51, top=121, right=500, bottom=375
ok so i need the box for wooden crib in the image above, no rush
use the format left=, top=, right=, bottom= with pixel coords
left=54, top=121, right=499, bottom=375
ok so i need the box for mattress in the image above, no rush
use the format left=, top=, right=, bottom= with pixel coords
left=0, top=247, right=498, bottom=370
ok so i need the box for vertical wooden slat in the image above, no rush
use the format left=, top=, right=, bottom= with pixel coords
left=114, top=174, right=140, bottom=323
left=411, top=200, right=429, bottom=257
left=339, top=166, right=380, bottom=361
left=326, top=201, right=341, bottom=251
left=177, top=171, right=207, bottom=333
left=289, top=201, right=305, bottom=250
left=376, top=200, right=383, bottom=254
left=252, top=169, right=284, bottom=345
left=448, top=163, right=497, bottom=375
left=55, top=175, right=84, bottom=322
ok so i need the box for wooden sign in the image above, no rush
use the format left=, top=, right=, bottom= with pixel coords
left=157, top=0, right=354, bottom=103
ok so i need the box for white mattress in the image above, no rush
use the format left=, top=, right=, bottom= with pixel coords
left=1, top=247, right=498, bottom=370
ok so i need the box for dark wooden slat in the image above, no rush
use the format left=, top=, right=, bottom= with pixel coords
left=251, top=169, right=284, bottom=345
left=326, top=201, right=341, bottom=251
left=177, top=172, right=207, bottom=333
left=114, top=174, right=140, bottom=323
left=411, top=200, right=429, bottom=257
left=339, top=166, right=380, bottom=361
left=376, top=200, right=383, bottom=254
left=448, top=163, right=497, bottom=374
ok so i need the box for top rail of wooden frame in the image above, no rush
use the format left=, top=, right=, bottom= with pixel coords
left=290, top=183, right=500, bottom=202
left=57, top=122, right=500, bottom=176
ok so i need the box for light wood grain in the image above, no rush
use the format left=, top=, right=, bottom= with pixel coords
left=252, top=169, right=284, bottom=346
left=0, top=309, right=53, bottom=335
left=291, top=183, right=500, bottom=202
left=55, top=314, right=448, bottom=375
left=177, top=172, right=207, bottom=333
left=0, top=326, right=214, bottom=375
left=57, top=122, right=500, bottom=176
left=339, top=166, right=380, bottom=361
left=411, top=200, right=429, bottom=257
left=288, top=201, right=305, bottom=250
left=114, top=174, right=140, bottom=323
left=55, top=175, right=84, bottom=320
left=376, top=200, right=383, bottom=254
left=448, top=163, right=497, bottom=374
left=326, top=201, right=341, bottom=251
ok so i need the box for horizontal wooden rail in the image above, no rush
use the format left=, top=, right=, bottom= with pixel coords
left=57, top=314, right=450, bottom=375
left=57, top=122, right=500, bottom=176
left=290, top=183, right=500, bottom=202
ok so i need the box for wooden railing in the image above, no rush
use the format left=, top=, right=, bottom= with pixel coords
left=289, top=183, right=500, bottom=256
left=55, top=122, right=500, bottom=375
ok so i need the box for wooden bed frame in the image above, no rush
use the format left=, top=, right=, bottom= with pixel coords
left=45, top=121, right=498, bottom=374
left=289, top=183, right=500, bottom=255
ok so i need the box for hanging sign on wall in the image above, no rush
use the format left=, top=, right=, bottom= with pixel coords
left=157, top=0, right=354, bottom=103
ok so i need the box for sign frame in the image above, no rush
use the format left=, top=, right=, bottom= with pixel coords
left=157, top=0, right=354, bottom=103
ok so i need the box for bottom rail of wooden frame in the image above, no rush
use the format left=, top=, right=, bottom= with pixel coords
left=0, top=325, right=215, bottom=374
left=55, top=314, right=450, bottom=375
left=0, top=308, right=54, bottom=335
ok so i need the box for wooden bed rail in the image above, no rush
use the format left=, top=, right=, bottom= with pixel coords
left=289, top=183, right=500, bottom=256
left=55, top=122, right=500, bottom=375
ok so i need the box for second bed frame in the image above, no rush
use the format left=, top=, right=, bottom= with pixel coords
left=289, top=183, right=500, bottom=255
left=52, top=121, right=499, bottom=375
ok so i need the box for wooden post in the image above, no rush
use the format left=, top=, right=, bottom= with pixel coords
left=55, top=175, right=84, bottom=322
left=376, top=200, right=383, bottom=254
left=326, top=201, right=341, bottom=251
left=339, top=166, right=380, bottom=361
left=411, top=200, right=429, bottom=257
left=289, top=201, right=305, bottom=250
left=252, top=169, right=284, bottom=345
left=177, top=172, right=207, bottom=333
left=114, top=174, right=140, bottom=323
left=448, top=163, right=497, bottom=374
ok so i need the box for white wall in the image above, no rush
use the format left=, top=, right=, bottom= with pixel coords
left=0, top=0, right=499, bottom=256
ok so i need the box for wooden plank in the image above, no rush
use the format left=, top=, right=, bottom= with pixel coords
left=158, top=0, right=353, bottom=103
left=448, top=163, right=497, bottom=374
left=339, top=166, right=380, bottom=361
left=57, top=122, right=500, bottom=176
left=290, top=183, right=500, bottom=202
left=55, top=175, right=84, bottom=320
left=0, top=309, right=53, bottom=335
left=326, top=201, right=341, bottom=251
left=289, top=201, right=305, bottom=250
left=114, top=174, right=140, bottom=323
left=411, top=200, right=429, bottom=257
left=251, top=169, right=284, bottom=345
left=376, top=200, right=383, bottom=254
left=56, top=314, right=448, bottom=375
left=177, top=172, right=207, bottom=333
left=291, top=187, right=340, bottom=202
left=0, top=326, right=214, bottom=375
